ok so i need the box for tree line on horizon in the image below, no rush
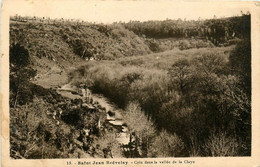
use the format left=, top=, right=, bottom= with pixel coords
left=11, top=13, right=250, bottom=46
left=123, top=14, right=250, bottom=46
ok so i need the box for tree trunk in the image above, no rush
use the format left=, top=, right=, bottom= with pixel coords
left=14, top=77, right=21, bottom=108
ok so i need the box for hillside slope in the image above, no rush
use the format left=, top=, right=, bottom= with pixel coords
left=10, top=21, right=152, bottom=87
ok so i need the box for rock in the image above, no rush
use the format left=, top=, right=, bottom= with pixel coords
left=82, top=103, right=95, bottom=110
left=106, top=115, right=115, bottom=121
left=108, top=119, right=124, bottom=126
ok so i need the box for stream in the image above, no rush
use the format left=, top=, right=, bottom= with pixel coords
left=57, top=83, right=133, bottom=146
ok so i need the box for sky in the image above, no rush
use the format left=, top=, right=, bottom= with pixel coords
left=3, top=0, right=253, bottom=23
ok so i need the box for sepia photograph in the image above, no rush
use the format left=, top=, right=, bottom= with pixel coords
left=1, top=0, right=260, bottom=166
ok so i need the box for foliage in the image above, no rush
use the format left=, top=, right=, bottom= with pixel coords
left=204, top=131, right=240, bottom=156
left=9, top=80, right=108, bottom=159
left=9, top=20, right=151, bottom=75
left=10, top=14, right=251, bottom=158
left=123, top=102, right=156, bottom=157
left=168, top=59, right=193, bottom=94
left=10, top=43, right=30, bottom=68
left=9, top=43, right=37, bottom=106
left=92, top=133, right=123, bottom=158
left=123, top=14, right=250, bottom=46
left=124, top=102, right=155, bottom=138
left=149, top=130, right=185, bottom=157
left=10, top=97, right=73, bottom=158
left=229, top=38, right=251, bottom=96
left=70, top=42, right=251, bottom=156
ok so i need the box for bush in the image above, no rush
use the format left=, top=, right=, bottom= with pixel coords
left=123, top=102, right=156, bottom=157
left=179, top=40, right=191, bottom=50
left=149, top=130, right=185, bottom=157
left=204, top=131, right=240, bottom=156
left=10, top=97, right=69, bottom=158
left=92, top=133, right=123, bottom=158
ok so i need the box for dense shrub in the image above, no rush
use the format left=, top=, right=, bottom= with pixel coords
left=123, top=102, right=156, bottom=157
left=10, top=98, right=73, bottom=158
left=204, top=131, right=240, bottom=156
left=149, top=130, right=185, bottom=157
left=92, top=133, right=123, bottom=158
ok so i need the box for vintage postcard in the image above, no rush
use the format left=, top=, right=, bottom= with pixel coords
left=1, top=0, right=260, bottom=166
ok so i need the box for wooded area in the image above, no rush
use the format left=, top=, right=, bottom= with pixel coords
left=9, top=14, right=251, bottom=158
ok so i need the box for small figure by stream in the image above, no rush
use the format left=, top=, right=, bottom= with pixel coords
left=57, top=83, right=139, bottom=157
